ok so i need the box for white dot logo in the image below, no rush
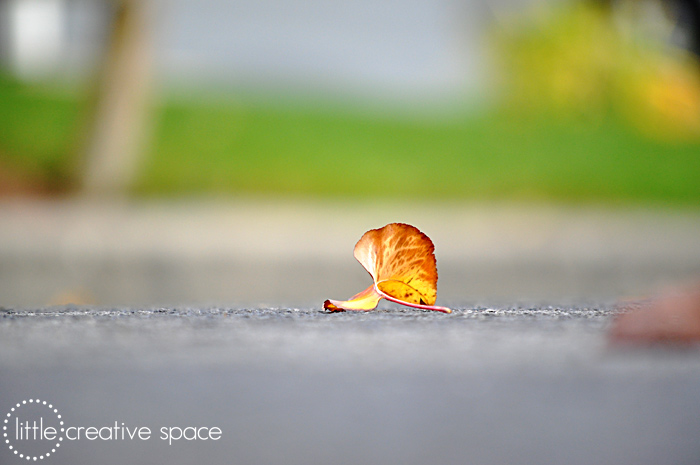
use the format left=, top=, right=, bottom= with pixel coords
left=3, top=399, right=64, bottom=461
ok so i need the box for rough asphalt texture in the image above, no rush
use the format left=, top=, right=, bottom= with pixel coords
left=1, top=200, right=700, bottom=464
left=2, top=304, right=700, bottom=465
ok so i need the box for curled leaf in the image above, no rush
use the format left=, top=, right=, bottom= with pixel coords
left=324, top=223, right=451, bottom=313
left=323, top=285, right=383, bottom=312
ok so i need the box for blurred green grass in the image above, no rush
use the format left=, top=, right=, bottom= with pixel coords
left=1, top=74, right=699, bottom=204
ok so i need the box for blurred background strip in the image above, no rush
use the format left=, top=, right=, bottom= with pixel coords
left=0, top=0, right=699, bottom=305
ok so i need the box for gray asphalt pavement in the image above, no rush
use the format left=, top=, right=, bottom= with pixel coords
left=1, top=304, right=700, bottom=465
left=1, top=200, right=700, bottom=464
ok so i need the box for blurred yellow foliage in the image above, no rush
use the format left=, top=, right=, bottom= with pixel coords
left=620, top=57, right=700, bottom=140
left=493, top=1, right=700, bottom=141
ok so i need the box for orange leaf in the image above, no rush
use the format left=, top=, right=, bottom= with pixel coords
left=324, top=223, right=451, bottom=313
left=323, top=285, right=383, bottom=312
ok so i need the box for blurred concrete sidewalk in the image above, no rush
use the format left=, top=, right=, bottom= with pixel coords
left=1, top=198, right=699, bottom=307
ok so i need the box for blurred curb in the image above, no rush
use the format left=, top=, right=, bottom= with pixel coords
left=1, top=198, right=699, bottom=306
